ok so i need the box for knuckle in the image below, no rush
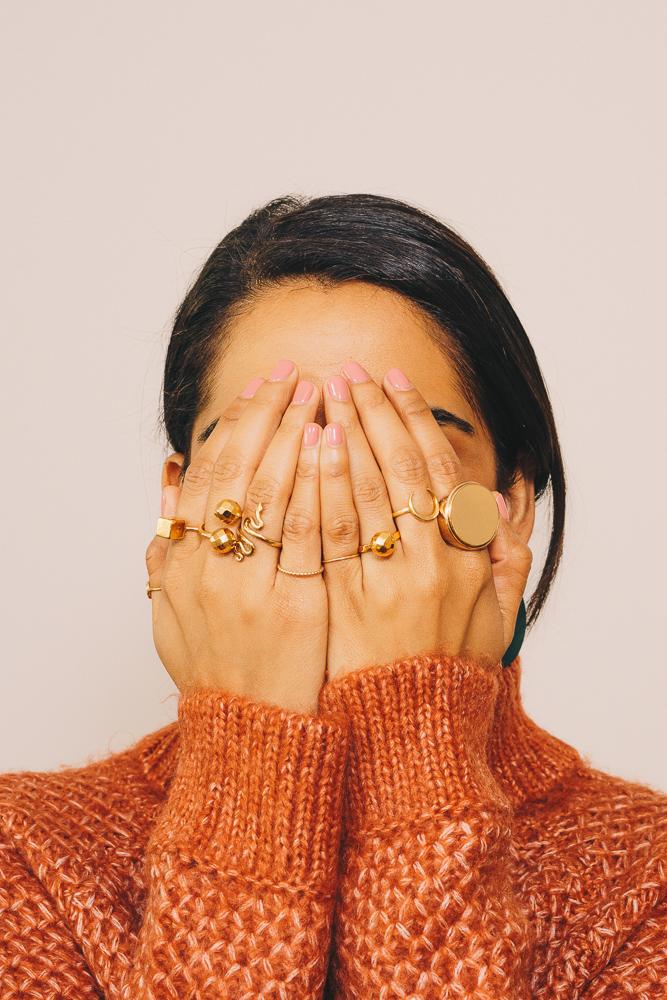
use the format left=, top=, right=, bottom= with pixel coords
left=352, top=473, right=386, bottom=509
left=324, top=511, right=358, bottom=546
left=402, top=396, right=432, bottom=421
left=145, top=538, right=162, bottom=570
left=323, top=457, right=349, bottom=480
left=212, top=449, right=247, bottom=486
left=246, top=473, right=284, bottom=511
left=182, top=458, right=215, bottom=496
left=295, top=449, right=319, bottom=481
left=426, top=450, right=461, bottom=481
left=390, top=445, right=426, bottom=484
left=282, top=505, right=317, bottom=542
left=517, top=542, right=534, bottom=570
left=360, top=384, right=388, bottom=412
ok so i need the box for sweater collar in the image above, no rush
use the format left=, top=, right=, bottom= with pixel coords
left=135, top=654, right=584, bottom=813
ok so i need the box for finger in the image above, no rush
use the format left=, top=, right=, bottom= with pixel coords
left=319, top=422, right=362, bottom=579
left=146, top=484, right=179, bottom=626
left=239, top=378, right=321, bottom=578
left=379, top=366, right=468, bottom=549
left=323, top=374, right=397, bottom=564
left=276, top=421, right=323, bottom=580
left=200, top=360, right=301, bottom=560
left=339, top=362, right=441, bottom=556
left=488, top=492, right=533, bottom=651
left=170, top=374, right=266, bottom=557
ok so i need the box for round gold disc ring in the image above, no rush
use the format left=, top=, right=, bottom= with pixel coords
left=439, top=481, right=500, bottom=550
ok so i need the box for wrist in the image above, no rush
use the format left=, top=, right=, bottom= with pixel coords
left=319, top=649, right=507, bottom=831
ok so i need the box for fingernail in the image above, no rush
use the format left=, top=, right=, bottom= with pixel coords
left=303, top=422, right=321, bottom=447
left=326, top=375, right=350, bottom=402
left=293, top=380, right=314, bottom=404
left=267, top=358, right=295, bottom=381
left=161, top=485, right=179, bottom=518
left=240, top=376, right=264, bottom=398
left=326, top=422, right=343, bottom=446
left=386, top=367, right=413, bottom=390
left=342, top=360, right=371, bottom=383
left=494, top=491, right=510, bottom=520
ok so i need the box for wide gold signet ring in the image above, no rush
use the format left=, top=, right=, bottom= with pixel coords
left=439, top=481, right=500, bottom=550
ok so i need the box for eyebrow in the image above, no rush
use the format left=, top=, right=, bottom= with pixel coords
left=196, top=407, right=474, bottom=444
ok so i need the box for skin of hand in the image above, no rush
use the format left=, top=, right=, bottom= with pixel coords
left=145, top=359, right=329, bottom=716
left=150, top=280, right=537, bottom=706
left=318, top=361, right=532, bottom=681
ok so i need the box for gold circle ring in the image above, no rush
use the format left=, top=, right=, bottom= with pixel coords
left=392, top=488, right=440, bottom=522
left=439, top=481, right=500, bottom=550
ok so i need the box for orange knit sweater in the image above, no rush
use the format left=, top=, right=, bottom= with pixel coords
left=1, top=651, right=666, bottom=998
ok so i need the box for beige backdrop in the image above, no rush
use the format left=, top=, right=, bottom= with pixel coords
left=2, top=2, right=665, bottom=790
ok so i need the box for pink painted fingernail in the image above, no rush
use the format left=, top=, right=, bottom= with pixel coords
left=326, top=375, right=350, bottom=402
left=161, top=485, right=179, bottom=518
left=326, top=422, right=343, bottom=446
left=303, top=422, right=321, bottom=447
left=293, top=380, right=314, bottom=404
left=267, top=358, right=295, bottom=381
left=240, top=376, right=264, bottom=398
left=386, top=367, right=413, bottom=390
left=494, top=491, right=510, bottom=520
left=342, top=360, right=371, bottom=383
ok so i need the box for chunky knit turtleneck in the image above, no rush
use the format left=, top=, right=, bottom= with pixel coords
left=1, top=651, right=665, bottom=998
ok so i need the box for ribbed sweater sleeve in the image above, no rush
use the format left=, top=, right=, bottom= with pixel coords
left=119, top=687, right=349, bottom=999
left=318, top=650, right=534, bottom=999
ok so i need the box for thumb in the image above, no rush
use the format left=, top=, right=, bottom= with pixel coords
left=145, top=486, right=181, bottom=599
left=487, top=492, right=532, bottom=652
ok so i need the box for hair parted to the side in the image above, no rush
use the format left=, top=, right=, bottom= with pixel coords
left=158, top=192, right=566, bottom=630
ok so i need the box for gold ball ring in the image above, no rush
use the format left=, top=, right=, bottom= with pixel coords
left=323, top=527, right=401, bottom=564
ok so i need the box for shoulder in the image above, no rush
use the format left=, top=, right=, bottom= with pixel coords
left=0, top=722, right=179, bottom=860
left=513, top=761, right=667, bottom=989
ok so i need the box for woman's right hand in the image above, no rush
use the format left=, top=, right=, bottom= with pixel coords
left=145, top=360, right=327, bottom=716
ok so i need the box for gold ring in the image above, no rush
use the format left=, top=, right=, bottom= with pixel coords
left=277, top=563, right=324, bottom=577
left=392, top=488, right=440, bottom=521
left=322, top=527, right=401, bottom=564
left=146, top=581, right=161, bottom=599
left=439, top=481, right=500, bottom=550
left=155, top=516, right=187, bottom=540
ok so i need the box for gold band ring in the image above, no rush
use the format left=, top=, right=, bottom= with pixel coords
left=277, top=563, right=324, bottom=577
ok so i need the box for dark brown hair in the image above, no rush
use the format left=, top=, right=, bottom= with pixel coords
left=158, top=193, right=566, bottom=629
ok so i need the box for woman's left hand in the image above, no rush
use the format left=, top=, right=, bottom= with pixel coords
left=320, top=363, right=533, bottom=682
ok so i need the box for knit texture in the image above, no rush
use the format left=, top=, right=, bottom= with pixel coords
left=0, top=651, right=665, bottom=998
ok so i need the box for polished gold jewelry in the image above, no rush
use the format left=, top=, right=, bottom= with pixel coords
left=199, top=523, right=238, bottom=554
left=214, top=498, right=243, bottom=525
left=146, top=581, right=161, bottom=598
left=359, top=529, right=401, bottom=557
left=322, top=527, right=401, bottom=564
left=438, top=480, right=499, bottom=550
left=277, top=563, right=324, bottom=577
left=233, top=501, right=283, bottom=561
left=155, top=516, right=187, bottom=540
left=392, top=488, right=440, bottom=522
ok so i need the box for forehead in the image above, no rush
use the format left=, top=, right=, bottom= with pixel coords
left=206, top=279, right=473, bottom=418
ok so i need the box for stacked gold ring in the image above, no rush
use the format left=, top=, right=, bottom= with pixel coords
left=146, top=481, right=500, bottom=596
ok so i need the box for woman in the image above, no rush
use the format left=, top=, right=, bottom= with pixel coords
left=1, top=193, right=665, bottom=999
